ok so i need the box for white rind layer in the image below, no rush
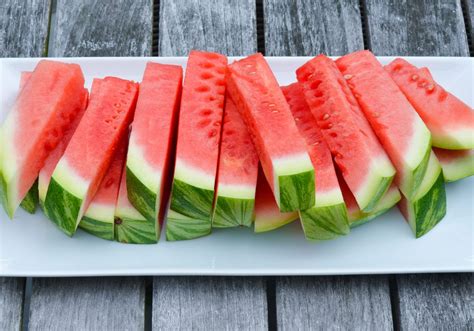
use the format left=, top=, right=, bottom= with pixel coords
left=127, top=137, right=163, bottom=195
left=375, top=186, right=401, bottom=211
left=413, top=151, right=441, bottom=200
left=315, top=188, right=344, bottom=207
left=272, top=152, right=314, bottom=207
left=438, top=150, right=474, bottom=182
left=84, top=202, right=115, bottom=223
left=353, top=155, right=396, bottom=210
left=217, top=182, right=256, bottom=200
left=115, top=203, right=147, bottom=221
left=2, top=109, right=19, bottom=212
left=434, top=128, right=474, bottom=150
left=404, top=116, right=432, bottom=170
left=174, top=158, right=215, bottom=190
left=38, top=171, right=49, bottom=203
left=52, top=159, right=90, bottom=200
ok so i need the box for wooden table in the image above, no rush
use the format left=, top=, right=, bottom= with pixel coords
left=1, top=0, right=472, bottom=330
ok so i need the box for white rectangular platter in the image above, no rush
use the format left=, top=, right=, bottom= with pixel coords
left=0, top=56, right=473, bottom=276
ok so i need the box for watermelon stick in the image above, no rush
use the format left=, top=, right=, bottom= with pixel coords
left=433, top=148, right=474, bottom=182
left=212, top=97, right=258, bottom=228
left=78, top=137, right=127, bottom=241
left=282, top=83, right=349, bottom=240
left=126, top=62, right=183, bottom=242
left=166, top=50, right=228, bottom=241
left=385, top=58, right=474, bottom=150
left=1, top=60, right=86, bottom=218
left=19, top=180, right=39, bottom=214
left=398, top=151, right=446, bottom=238
left=227, top=53, right=315, bottom=213
left=296, top=55, right=395, bottom=213
left=44, top=77, right=138, bottom=236
left=336, top=51, right=432, bottom=200
left=114, top=165, right=156, bottom=244
left=254, top=168, right=298, bottom=233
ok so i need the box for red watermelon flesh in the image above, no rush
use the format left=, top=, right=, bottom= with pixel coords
left=227, top=53, right=315, bottom=213
left=19, top=72, right=33, bottom=89
left=44, top=77, right=138, bottom=236
left=433, top=147, right=474, bottom=182
left=254, top=168, right=298, bottom=233
left=296, top=55, right=395, bottom=212
left=385, top=58, right=474, bottom=150
left=1, top=60, right=86, bottom=218
left=336, top=50, right=432, bottom=199
left=212, top=96, right=259, bottom=228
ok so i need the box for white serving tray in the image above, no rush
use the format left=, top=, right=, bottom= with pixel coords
left=0, top=56, right=472, bottom=276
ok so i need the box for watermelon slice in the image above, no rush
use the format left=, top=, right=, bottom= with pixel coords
left=227, top=53, right=315, bottom=213
left=336, top=51, right=432, bottom=199
left=339, top=171, right=401, bottom=228
left=167, top=50, right=227, bottom=241
left=114, top=166, right=157, bottom=244
left=398, top=151, right=446, bottom=238
left=1, top=60, right=86, bottom=218
left=433, top=148, right=474, bottom=182
left=281, top=82, right=349, bottom=240
left=212, top=96, right=258, bottom=228
left=126, top=62, right=182, bottom=236
left=254, top=169, right=298, bottom=233
left=78, top=137, right=127, bottom=240
left=44, top=77, right=138, bottom=236
left=385, top=58, right=474, bottom=150
left=296, top=55, right=395, bottom=213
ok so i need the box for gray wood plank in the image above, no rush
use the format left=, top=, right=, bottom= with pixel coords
left=0, top=0, right=51, bottom=57
left=158, top=0, right=257, bottom=56
left=395, top=274, right=473, bottom=330
left=48, top=0, right=153, bottom=56
left=465, top=0, right=474, bottom=50
left=0, top=278, right=25, bottom=331
left=28, top=277, right=145, bottom=331
left=365, top=0, right=469, bottom=56
left=263, top=0, right=364, bottom=56
left=152, top=277, right=267, bottom=330
left=276, top=276, right=393, bottom=330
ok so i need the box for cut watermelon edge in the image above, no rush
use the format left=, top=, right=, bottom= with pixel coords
left=126, top=166, right=159, bottom=222
left=438, top=152, right=474, bottom=183
left=80, top=215, right=115, bottom=241
left=254, top=212, right=298, bottom=233
left=212, top=195, right=255, bottom=228
left=19, top=180, right=38, bottom=214
left=299, top=202, right=349, bottom=241
left=166, top=209, right=211, bottom=241
left=114, top=206, right=157, bottom=244
left=432, top=129, right=474, bottom=150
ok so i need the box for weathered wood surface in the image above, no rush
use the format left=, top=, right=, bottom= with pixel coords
left=465, top=0, right=474, bottom=51
left=48, top=0, right=153, bottom=56
left=394, top=274, right=473, bottom=330
left=153, top=277, right=268, bottom=330
left=159, top=0, right=257, bottom=56
left=365, top=0, right=470, bottom=56
left=263, top=0, right=364, bottom=56
left=275, top=276, right=393, bottom=330
left=28, top=277, right=145, bottom=330
left=0, top=0, right=51, bottom=57
left=0, top=278, right=25, bottom=331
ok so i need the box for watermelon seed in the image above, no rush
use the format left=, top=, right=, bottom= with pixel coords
left=411, top=74, right=419, bottom=81
left=373, top=112, right=380, bottom=118
left=322, top=113, right=330, bottom=120
left=310, top=80, right=322, bottom=89
left=114, top=217, right=123, bottom=225
left=201, top=72, right=214, bottom=80
left=248, top=71, right=256, bottom=75
left=344, top=74, right=353, bottom=80
left=225, top=129, right=235, bottom=136
left=311, top=141, right=319, bottom=146
left=200, top=62, right=214, bottom=69
left=426, top=84, right=435, bottom=92
left=195, top=85, right=210, bottom=93
left=208, top=129, right=217, bottom=137
left=213, top=121, right=221, bottom=127
left=114, top=103, right=121, bottom=108
left=198, top=119, right=212, bottom=128
left=216, top=79, right=225, bottom=86
left=200, top=109, right=212, bottom=116
left=245, top=64, right=253, bottom=68
left=268, top=103, right=276, bottom=108
left=336, top=153, right=343, bottom=159
left=330, top=132, right=338, bottom=138
left=295, top=117, right=300, bottom=122
left=271, top=110, right=279, bottom=114
left=314, top=90, right=323, bottom=98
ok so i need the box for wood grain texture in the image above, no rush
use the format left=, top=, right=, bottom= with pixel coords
left=28, top=277, right=145, bottom=331
left=464, top=0, right=474, bottom=50
left=263, top=0, right=364, bottom=56
left=48, top=0, right=153, bottom=56
left=152, top=277, right=267, bottom=330
left=395, top=274, right=473, bottom=330
left=365, top=0, right=469, bottom=56
left=0, top=0, right=51, bottom=57
left=0, top=278, right=24, bottom=331
left=276, top=276, right=393, bottom=330
left=158, top=0, right=257, bottom=56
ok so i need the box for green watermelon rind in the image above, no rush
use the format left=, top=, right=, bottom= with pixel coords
left=278, top=169, right=315, bottom=212
left=166, top=209, right=211, bottom=241
left=212, top=196, right=254, bottom=228
left=114, top=202, right=158, bottom=244
left=19, top=180, right=39, bottom=214
left=349, top=186, right=401, bottom=228
left=400, top=152, right=447, bottom=238
left=79, top=216, right=114, bottom=241
left=299, top=202, right=349, bottom=241
left=360, top=172, right=394, bottom=213
left=169, top=177, right=214, bottom=222
left=43, top=177, right=82, bottom=237
left=439, top=153, right=474, bottom=183
left=126, top=166, right=157, bottom=222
